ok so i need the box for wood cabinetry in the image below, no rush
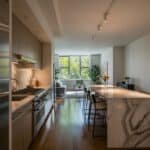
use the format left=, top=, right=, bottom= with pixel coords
left=0, top=0, right=9, bottom=26
left=12, top=15, right=42, bottom=68
left=12, top=103, right=32, bottom=150
left=44, top=89, right=53, bottom=119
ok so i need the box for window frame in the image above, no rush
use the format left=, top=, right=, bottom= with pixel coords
left=59, top=56, right=70, bottom=78
left=80, top=56, right=90, bottom=77
left=59, top=55, right=90, bottom=79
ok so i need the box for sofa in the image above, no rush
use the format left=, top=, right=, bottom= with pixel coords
left=55, top=81, right=66, bottom=97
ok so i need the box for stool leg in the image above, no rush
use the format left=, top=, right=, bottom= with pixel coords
left=88, top=101, right=92, bottom=130
left=92, top=109, right=96, bottom=137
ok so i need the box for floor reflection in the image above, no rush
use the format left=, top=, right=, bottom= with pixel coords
left=30, top=97, right=107, bottom=150
left=59, top=99, right=84, bottom=126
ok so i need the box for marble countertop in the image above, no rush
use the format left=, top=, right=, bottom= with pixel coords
left=94, top=87, right=150, bottom=99
left=90, top=84, right=116, bottom=89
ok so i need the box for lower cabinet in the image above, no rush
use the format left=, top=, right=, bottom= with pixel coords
left=12, top=103, right=32, bottom=150
left=44, top=89, right=54, bottom=120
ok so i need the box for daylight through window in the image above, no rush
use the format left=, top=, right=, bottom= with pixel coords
left=59, top=56, right=90, bottom=79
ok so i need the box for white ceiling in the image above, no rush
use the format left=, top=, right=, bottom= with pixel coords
left=13, top=0, right=61, bottom=43
left=55, top=0, right=150, bottom=52
left=13, top=0, right=49, bottom=42
left=13, top=0, right=150, bottom=53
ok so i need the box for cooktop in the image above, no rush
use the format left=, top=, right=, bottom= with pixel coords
left=12, top=87, right=45, bottom=95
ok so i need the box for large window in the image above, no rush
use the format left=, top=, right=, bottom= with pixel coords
left=59, top=56, right=90, bottom=79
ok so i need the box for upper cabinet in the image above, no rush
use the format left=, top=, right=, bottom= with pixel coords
left=0, top=0, right=9, bottom=26
left=12, top=15, right=42, bottom=68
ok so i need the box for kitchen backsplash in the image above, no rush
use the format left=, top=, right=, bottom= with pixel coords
left=12, top=63, right=33, bottom=90
left=12, top=62, right=51, bottom=90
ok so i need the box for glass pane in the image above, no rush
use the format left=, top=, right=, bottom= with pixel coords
left=81, top=68, right=90, bottom=79
left=0, top=1, right=9, bottom=150
left=0, top=68, right=9, bottom=78
left=61, top=68, right=69, bottom=79
left=0, top=58, right=9, bottom=78
left=0, top=58, right=9, bottom=66
left=0, top=31, right=9, bottom=56
left=60, top=57, right=69, bottom=67
left=81, top=56, right=89, bottom=67
left=0, top=79, right=9, bottom=92
left=70, top=56, right=80, bottom=79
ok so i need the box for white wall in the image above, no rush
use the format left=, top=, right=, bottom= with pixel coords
left=101, top=48, right=114, bottom=84
left=55, top=48, right=105, bottom=55
left=113, top=46, right=125, bottom=85
left=125, top=33, right=150, bottom=92
left=54, top=54, right=59, bottom=70
left=91, top=54, right=101, bottom=68
left=35, top=43, right=53, bottom=88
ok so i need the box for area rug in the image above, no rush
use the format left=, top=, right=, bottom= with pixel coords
left=66, top=91, right=84, bottom=98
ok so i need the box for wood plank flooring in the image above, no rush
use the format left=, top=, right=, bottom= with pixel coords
left=29, top=97, right=107, bottom=150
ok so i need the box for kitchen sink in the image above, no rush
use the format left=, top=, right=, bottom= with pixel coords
left=12, top=95, right=28, bottom=101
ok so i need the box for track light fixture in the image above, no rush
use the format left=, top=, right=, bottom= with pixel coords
left=97, top=24, right=102, bottom=32
left=97, top=0, right=116, bottom=32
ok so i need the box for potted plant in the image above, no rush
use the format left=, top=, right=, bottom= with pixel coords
left=89, top=65, right=101, bottom=83
left=101, top=72, right=109, bottom=84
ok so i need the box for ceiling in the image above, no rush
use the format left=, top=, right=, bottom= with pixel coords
left=13, top=0, right=61, bottom=43
left=55, top=0, right=150, bottom=51
left=13, top=0, right=150, bottom=52
left=13, top=0, right=48, bottom=42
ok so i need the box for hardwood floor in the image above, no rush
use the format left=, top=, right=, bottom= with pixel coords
left=29, top=97, right=107, bottom=150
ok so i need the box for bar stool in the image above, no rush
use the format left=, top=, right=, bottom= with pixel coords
left=88, top=93, right=107, bottom=137
left=83, top=87, right=88, bottom=110
left=83, top=89, right=91, bottom=120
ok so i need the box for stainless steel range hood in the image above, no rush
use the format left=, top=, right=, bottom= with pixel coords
left=13, top=53, right=37, bottom=64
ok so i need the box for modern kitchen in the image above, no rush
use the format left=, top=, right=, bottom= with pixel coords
left=11, top=5, right=54, bottom=150
left=0, top=0, right=55, bottom=150
left=1, top=0, right=150, bottom=150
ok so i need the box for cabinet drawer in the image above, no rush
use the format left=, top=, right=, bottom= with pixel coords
left=12, top=102, right=32, bottom=120
left=12, top=102, right=32, bottom=150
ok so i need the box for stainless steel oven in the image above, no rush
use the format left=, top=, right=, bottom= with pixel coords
left=32, top=89, right=51, bottom=138
left=33, top=97, right=45, bottom=137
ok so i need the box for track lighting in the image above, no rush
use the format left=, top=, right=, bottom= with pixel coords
left=104, top=11, right=109, bottom=23
left=97, top=0, right=116, bottom=32
left=97, top=24, right=102, bottom=32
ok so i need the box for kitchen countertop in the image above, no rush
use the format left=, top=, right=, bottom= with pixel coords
left=90, top=84, right=116, bottom=89
left=11, top=95, right=34, bottom=113
left=11, top=87, right=51, bottom=113
left=90, top=85, right=150, bottom=148
left=94, top=87, right=150, bottom=99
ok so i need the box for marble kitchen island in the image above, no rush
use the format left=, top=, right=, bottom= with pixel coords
left=94, top=87, right=150, bottom=148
